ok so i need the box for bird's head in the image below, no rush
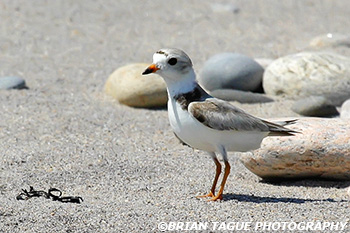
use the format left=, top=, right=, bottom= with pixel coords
left=142, top=48, right=194, bottom=83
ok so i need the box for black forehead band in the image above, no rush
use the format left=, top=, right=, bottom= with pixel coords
left=156, top=50, right=169, bottom=57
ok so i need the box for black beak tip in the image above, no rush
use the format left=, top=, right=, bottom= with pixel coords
left=143, top=68, right=154, bottom=75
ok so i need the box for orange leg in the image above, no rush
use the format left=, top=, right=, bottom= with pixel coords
left=197, top=157, right=221, bottom=198
left=209, top=160, right=231, bottom=201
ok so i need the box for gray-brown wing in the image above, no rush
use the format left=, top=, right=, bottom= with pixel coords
left=189, top=98, right=298, bottom=135
left=188, top=98, right=270, bottom=132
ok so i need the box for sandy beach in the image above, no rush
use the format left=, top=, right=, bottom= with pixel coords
left=1, top=1, right=350, bottom=232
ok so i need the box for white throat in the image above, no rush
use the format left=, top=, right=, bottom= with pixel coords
left=163, top=69, right=197, bottom=98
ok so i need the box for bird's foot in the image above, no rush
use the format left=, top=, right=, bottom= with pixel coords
left=208, top=193, right=223, bottom=201
left=196, top=191, right=215, bottom=199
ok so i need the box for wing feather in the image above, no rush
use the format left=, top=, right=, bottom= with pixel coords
left=189, top=98, right=269, bottom=131
left=189, top=98, right=298, bottom=135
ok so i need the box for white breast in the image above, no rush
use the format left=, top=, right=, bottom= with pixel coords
left=167, top=98, right=268, bottom=153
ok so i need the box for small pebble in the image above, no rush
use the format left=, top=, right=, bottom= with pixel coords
left=309, top=33, right=350, bottom=48
left=0, top=76, right=27, bottom=90
left=210, top=3, right=240, bottom=14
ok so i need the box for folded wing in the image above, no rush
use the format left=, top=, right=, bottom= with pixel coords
left=189, top=98, right=298, bottom=135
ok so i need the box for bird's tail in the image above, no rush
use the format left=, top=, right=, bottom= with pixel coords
left=272, top=119, right=298, bottom=126
left=263, top=119, right=300, bottom=136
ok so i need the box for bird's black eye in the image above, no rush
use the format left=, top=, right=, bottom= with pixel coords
left=168, top=58, right=177, bottom=66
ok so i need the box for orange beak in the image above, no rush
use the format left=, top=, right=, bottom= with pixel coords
left=142, top=64, right=159, bottom=75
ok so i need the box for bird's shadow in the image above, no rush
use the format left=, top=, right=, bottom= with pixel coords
left=222, top=178, right=350, bottom=203
left=223, top=193, right=347, bottom=204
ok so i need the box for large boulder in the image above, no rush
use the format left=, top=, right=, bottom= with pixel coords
left=240, top=118, right=350, bottom=180
left=105, top=63, right=167, bottom=108
left=263, top=52, right=350, bottom=106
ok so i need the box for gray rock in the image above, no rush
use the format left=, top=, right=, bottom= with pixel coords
left=104, top=63, right=167, bottom=108
left=263, top=52, right=350, bottom=106
left=340, top=99, right=350, bottom=119
left=0, top=76, right=27, bottom=90
left=291, top=96, right=338, bottom=117
left=209, top=89, right=273, bottom=103
left=199, top=53, right=264, bottom=92
left=240, top=118, right=350, bottom=180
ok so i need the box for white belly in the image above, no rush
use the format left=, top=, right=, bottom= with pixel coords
left=168, top=99, right=268, bottom=153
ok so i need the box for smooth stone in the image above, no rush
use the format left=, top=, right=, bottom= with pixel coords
left=104, top=63, right=167, bottom=108
left=210, top=3, right=240, bottom=14
left=0, top=76, right=27, bottom=90
left=199, top=53, right=264, bottom=92
left=291, top=96, right=338, bottom=117
left=309, top=33, right=350, bottom=48
left=340, top=99, right=350, bottom=119
left=263, top=52, right=350, bottom=106
left=209, top=89, right=273, bottom=103
left=240, top=118, right=350, bottom=180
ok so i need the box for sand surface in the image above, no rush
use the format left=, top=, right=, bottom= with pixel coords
left=1, top=1, right=350, bottom=232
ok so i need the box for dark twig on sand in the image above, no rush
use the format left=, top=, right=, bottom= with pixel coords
left=16, top=186, right=83, bottom=204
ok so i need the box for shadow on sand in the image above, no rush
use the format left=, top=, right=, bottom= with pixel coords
left=221, top=178, right=350, bottom=203
left=261, top=179, right=350, bottom=189
left=223, top=193, right=348, bottom=204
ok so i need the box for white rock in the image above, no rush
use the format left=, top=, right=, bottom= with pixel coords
left=340, top=99, right=350, bottom=119
left=105, top=63, right=167, bottom=108
left=240, top=118, right=350, bottom=180
left=263, top=52, right=350, bottom=106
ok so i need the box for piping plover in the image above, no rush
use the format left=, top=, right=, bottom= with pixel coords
left=143, top=48, right=298, bottom=201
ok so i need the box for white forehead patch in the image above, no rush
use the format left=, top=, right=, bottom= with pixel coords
left=153, top=53, right=167, bottom=64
